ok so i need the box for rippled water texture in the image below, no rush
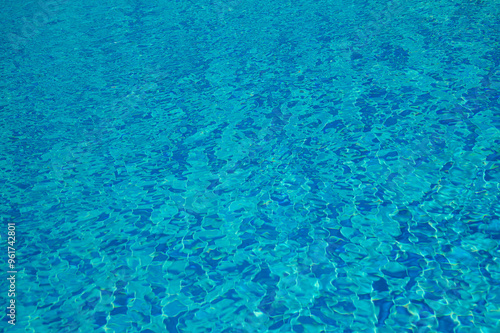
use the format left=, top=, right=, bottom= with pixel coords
left=1, top=0, right=500, bottom=331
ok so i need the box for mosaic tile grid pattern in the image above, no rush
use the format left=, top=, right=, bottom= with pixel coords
left=1, top=0, right=500, bottom=331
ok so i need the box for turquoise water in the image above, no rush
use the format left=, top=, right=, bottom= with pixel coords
left=1, top=0, right=500, bottom=331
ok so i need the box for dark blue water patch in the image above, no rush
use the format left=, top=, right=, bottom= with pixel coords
left=351, top=52, right=363, bottom=61
left=51, top=299, right=73, bottom=316
left=395, top=226, right=412, bottom=244
left=82, top=296, right=100, bottom=312
left=110, top=306, right=128, bottom=316
left=183, top=210, right=205, bottom=227
left=254, top=223, right=280, bottom=240
left=485, top=150, right=500, bottom=162
left=434, top=254, right=453, bottom=270
left=268, top=318, right=289, bottom=330
left=332, top=279, right=356, bottom=297
left=425, top=289, right=444, bottom=301
left=358, top=105, right=377, bottom=117
left=340, top=219, right=352, bottom=228
left=213, top=186, right=233, bottom=196
left=206, top=178, right=221, bottom=190
left=439, top=161, right=454, bottom=173
left=396, top=306, right=412, bottom=317
left=258, top=291, right=283, bottom=316
left=413, top=231, right=438, bottom=245
left=373, top=278, right=390, bottom=293
left=163, top=311, right=186, bottom=333
left=203, top=249, right=225, bottom=269
left=485, top=166, right=500, bottom=182
left=413, top=299, right=436, bottom=316
left=380, top=150, right=399, bottom=161
left=381, top=267, right=407, bottom=279
left=473, top=299, right=488, bottom=317
left=397, top=252, right=425, bottom=270
left=384, top=116, right=398, bottom=127
left=166, top=245, right=190, bottom=261
left=442, top=268, right=462, bottom=279
left=153, top=253, right=169, bottom=262
left=326, top=229, right=348, bottom=242
left=133, top=208, right=152, bottom=219
left=77, top=260, right=94, bottom=277
left=95, top=212, right=110, bottom=222
left=337, top=301, right=357, bottom=314
left=483, top=48, right=500, bottom=67
left=238, top=237, right=258, bottom=249
left=376, top=43, right=410, bottom=69
left=36, top=299, right=55, bottom=311
left=151, top=285, right=167, bottom=299
left=150, top=301, right=163, bottom=317
left=252, top=266, right=279, bottom=287
left=270, top=192, right=292, bottom=206
left=414, top=92, right=435, bottom=106
left=355, top=199, right=379, bottom=213
left=177, top=123, right=199, bottom=138
left=292, top=323, right=305, bottom=332
left=437, top=315, right=457, bottom=332
left=445, top=288, right=463, bottom=301
left=458, top=315, right=474, bottom=326
left=213, top=289, right=242, bottom=305
left=60, top=252, right=83, bottom=267
left=323, top=119, right=345, bottom=134
left=413, top=222, right=436, bottom=237
left=94, top=311, right=108, bottom=328
left=181, top=284, right=206, bottom=302
left=374, top=299, right=393, bottom=327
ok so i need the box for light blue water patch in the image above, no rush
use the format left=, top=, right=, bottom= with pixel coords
left=1, top=0, right=500, bottom=332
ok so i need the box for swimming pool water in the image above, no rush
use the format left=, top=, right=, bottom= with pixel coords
left=1, top=0, right=500, bottom=331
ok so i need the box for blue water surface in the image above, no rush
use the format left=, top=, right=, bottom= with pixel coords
left=1, top=0, right=500, bottom=332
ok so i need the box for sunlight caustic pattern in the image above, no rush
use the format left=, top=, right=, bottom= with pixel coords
left=1, top=0, right=500, bottom=332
